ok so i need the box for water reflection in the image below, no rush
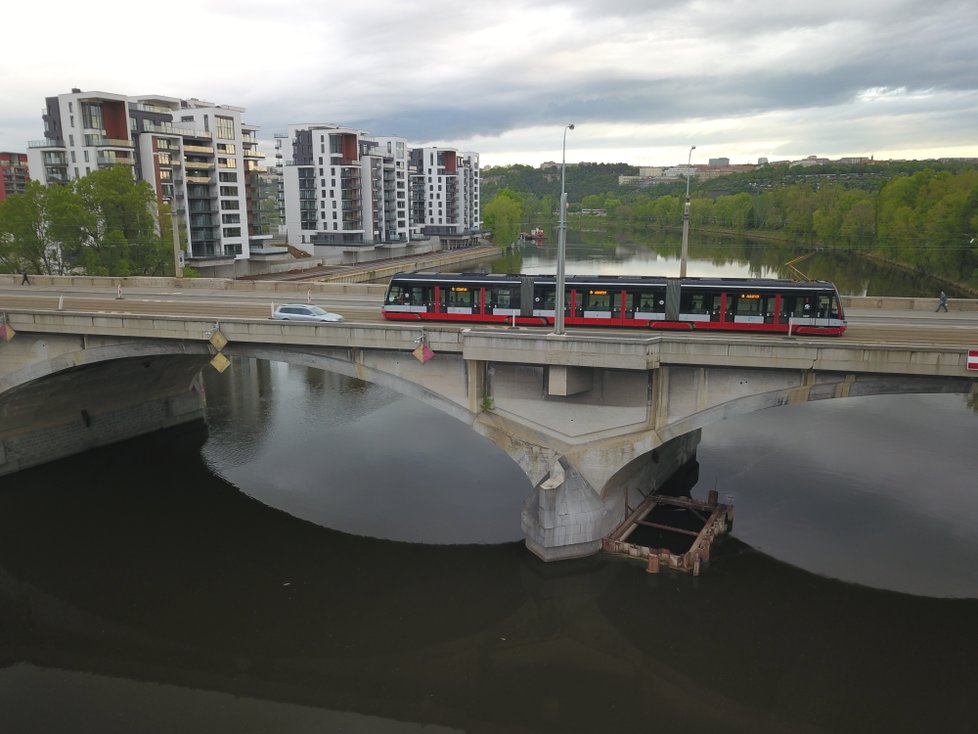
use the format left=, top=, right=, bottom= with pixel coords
left=200, top=359, right=978, bottom=599
left=700, top=393, right=978, bottom=598
left=0, top=421, right=976, bottom=733
left=202, top=359, right=531, bottom=544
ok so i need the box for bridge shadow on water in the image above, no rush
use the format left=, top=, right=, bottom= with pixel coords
left=0, top=424, right=976, bottom=733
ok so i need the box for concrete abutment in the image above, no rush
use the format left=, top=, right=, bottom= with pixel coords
left=520, top=431, right=701, bottom=562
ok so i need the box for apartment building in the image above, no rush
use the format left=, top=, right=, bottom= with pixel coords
left=26, top=89, right=266, bottom=275
left=408, top=147, right=481, bottom=237
left=0, top=152, right=30, bottom=200
left=280, top=124, right=410, bottom=253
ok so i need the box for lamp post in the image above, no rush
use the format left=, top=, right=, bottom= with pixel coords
left=164, top=198, right=183, bottom=278
left=554, top=123, right=575, bottom=335
left=679, top=144, right=695, bottom=278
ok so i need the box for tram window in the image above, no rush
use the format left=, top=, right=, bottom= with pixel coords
left=818, top=294, right=834, bottom=318
left=487, top=286, right=519, bottom=309
left=583, top=289, right=611, bottom=311
left=393, top=285, right=431, bottom=306
left=681, top=291, right=720, bottom=316
left=781, top=295, right=814, bottom=318
left=534, top=286, right=555, bottom=310
left=633, top=289, right=665, bottom=313
left=387, top=285, right=409, bottom=304
left=732, top=293, right=762, bottom=315
left=446, top=286, right=475, bottom=310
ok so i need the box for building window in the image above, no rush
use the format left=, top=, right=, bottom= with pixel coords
left=219, top=172, right=238, bottom=182
left=223, top=227, right=241, bottom=237
left=215, top=116, right=235, bottom=140
left=222, top=213, right=240, bottom=224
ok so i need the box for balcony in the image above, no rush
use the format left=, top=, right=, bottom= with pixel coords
left=97, top=154, right=135, bottom=166
left=183, top=144, right=214, bottom=155
left=175, top=127, right=212, bottom=140
left=87, top=136, right=134, bottom=148
left=184, top=160, right=216, bottom=170
left=29, top=139, right=63, bottom=149
left=186, top=174, right=214, bottom=184
left=142, top=121, right=178, bottom=135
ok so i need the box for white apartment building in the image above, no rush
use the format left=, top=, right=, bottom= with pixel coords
left=408, top=147, right=481, bottom=237
left=280, top=124, right=410, bottom=253
left=27, top=89, right=265, bottom=275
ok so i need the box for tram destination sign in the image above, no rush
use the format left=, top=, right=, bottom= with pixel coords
left=968, top=349, right=978, bottom=371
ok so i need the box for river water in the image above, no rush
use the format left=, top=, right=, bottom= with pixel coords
left=1, top=235, right=977, bottom=733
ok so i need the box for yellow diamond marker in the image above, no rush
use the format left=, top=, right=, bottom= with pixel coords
left=209, top=329, right=228, bottom=351
left=210, top=352, right=231, bottom=373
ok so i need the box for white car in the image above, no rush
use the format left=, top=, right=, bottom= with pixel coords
left=272, top=304, right=344, bottom=322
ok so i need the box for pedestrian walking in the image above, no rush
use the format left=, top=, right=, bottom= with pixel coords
left=20, top=272, right=29, bottom=285
left=936, top=290, right=949, bottom=312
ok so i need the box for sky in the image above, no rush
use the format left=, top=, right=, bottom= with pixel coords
left=3, top=0, right=977, bottom=169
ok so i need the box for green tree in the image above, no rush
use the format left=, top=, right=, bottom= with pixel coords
left=483, top=188, right=524, bottom=244
left=0, top=167, right=172, bottom=276
left=69, top=166, right=170, bottom=276
left=0, top=181, right=66, bottom=274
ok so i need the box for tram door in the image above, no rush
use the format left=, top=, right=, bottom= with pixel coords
left=442, top=285, right=476, bottom=315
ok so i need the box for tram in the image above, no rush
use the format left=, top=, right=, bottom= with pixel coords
left=381, top=272, right=847, bottom=335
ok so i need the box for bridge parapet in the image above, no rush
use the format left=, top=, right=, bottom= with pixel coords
left=7, top=309, right=978, bottom=380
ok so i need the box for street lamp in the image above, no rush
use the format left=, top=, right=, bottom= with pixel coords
left=679, top=144, right=695, bottom=278
left=554, top=123, right=575, bottom=335
left=163, top=198, right=183, bottom=278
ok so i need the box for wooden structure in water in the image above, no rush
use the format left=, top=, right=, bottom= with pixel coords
left=603, top=491, right=734, bottom=576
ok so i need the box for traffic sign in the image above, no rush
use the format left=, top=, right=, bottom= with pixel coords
left=968, top=349, right=978, bottom=371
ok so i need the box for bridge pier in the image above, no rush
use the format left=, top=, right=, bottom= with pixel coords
left=520, top=431, right=701, bottom=562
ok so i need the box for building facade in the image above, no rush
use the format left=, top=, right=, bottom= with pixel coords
left=26, top=89, right=266, bottom=274
left=408, top=147, right=481, bottom=237
left=280, top=124, right=411, bottom=253
left=0, top=152, right=30, bottom=200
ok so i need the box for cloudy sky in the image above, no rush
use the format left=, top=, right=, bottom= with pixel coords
left=3, top=0, right=976, bottom=168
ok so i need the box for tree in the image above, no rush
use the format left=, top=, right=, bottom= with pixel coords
left=0, top=166, right=172, bottom=277
left=483, top=188, right=524, bottom=244
left=0, top=181, right=67, bottom=274
left=70, top=166, right=170, bottom=276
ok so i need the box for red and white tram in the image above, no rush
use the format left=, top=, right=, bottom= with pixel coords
left=382, top=272, right=847, bottom=335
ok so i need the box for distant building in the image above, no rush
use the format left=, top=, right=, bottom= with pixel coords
left=791, top=155, right=831, bottom=167
left=280, top=123, right=411, bottom=252
left=708, top=157, right=730, bottom=166
left=408, top=147, right=481, bottom=238
left=0, top=152, right=29, bottom=200
left=26, top=88, right=266, bottom=276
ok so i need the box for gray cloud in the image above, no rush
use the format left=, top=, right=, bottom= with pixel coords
left=2, top=0, right=976, bottom=165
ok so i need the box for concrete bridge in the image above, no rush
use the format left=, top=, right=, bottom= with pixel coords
left=2, top=304, right=976, bottom=560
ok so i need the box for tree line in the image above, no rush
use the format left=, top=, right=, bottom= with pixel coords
left=482, top=161, right=978, bottom=289
left=0, top=166, right=175, bottom=276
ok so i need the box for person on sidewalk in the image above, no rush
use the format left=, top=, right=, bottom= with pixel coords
left=20, top=272, right=30, bottom=285
left=936, top=290, right=949, bottom=312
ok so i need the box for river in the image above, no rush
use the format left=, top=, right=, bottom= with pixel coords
left=1, top=235, right=976, bottom=733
